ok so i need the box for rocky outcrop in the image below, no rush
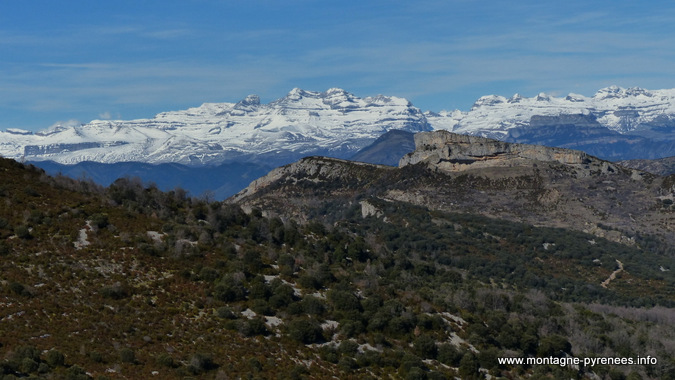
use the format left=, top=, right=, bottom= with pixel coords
left=399, top=130, right=598, bottom=172
left=360, top=200, right=384, bottom=218
left=229, top=156, right=393, bottom=204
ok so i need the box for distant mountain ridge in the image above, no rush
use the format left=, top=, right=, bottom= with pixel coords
left=0, top=88, right=431, bottom=166
left=349, top=130, right=416, bottom=166
left=427, top=85, right=675, bottom=139
left=2, top=86, right=675, bottom=167
left=33, top=160, right=272, bottom=200
left=618, top=156, right=675, bottom=176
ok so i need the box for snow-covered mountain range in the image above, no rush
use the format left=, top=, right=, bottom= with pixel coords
left=0, top=88, right=431, bottom=165
left=427, top=86, right=675, bottom=140
left=1, top=86, right=675, bottom=166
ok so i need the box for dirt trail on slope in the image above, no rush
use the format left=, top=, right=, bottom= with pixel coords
left=601, top=260, right=624, bottom=288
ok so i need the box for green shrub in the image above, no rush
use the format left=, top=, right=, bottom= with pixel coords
left=537, top=334, right=572, bottom=357
left=46, top=349, right=65, bottom=367
left=250, top=299, right=273, bottom=316
left=241, top=318, right=268, bottom=337
left=89, top=350, right=103, bottom=363
left=413, top=334, right=438, bottom=359
left=188, top=353, right=215, bottom=374
left=216, top=306, right=236, bottom=319
left=90, top=213, right=109, bottom=229
left=338, top=340, right=359, bottom=356
left=319, top=345, right=339, bottom=363
left=247, top=357, right=263, bottom=372
left=287, top=318, right=324, bottom=344
left=327, top=289, right=362, bottom=312
left=65, top=365, right=89, bottom=380
left=9, top=282, right=31, bottom=297
left=458, top=353, right=480, bottom=380
left=14, top=225, right=31, bottom=239
left=405, top=366, right=427, bottom=380
left=437, top=343, right=462, bottom=367
left=300, top=296, right=326, bottom=315
left=214, top=280, right=246, bottom=302
left=198, top=267, right=220, bottom=282
left=248, top=281, right=271, bottom=300
left=20, top=357, right=38, bottom=373
left=399, top=352, right=425, bottom=372
left=337, top=357, right=358, bottom=372
left=119, top=348, right=135, bottom=364
left=156, top=353, right=174, bottom=368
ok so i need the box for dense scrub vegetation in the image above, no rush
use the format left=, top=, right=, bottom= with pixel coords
left=0, top=158, right=673, bottom=379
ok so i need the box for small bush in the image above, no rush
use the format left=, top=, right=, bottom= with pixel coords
left=20, top=357, right=38, bottom=373
left=101, top=282, right=130, bottom=300
left=188, top=353, right=215, bottom=374
left=413, top=334, right=438, bottom=359
left=14, top=225, right=31, bottom=239
left=337, top=357, right=358, bottom=372
left=65, top=365, right=89, bottom=380
left=119, top=348, right=135, bottom=364
left=199, top=267, right=219, bottom=282
left=216, top=306, right=236, bottom=319
left=250, top=299, right=273, bottom=316
left=9, top=282, right=31, bottom=297
left=156, top=353, right=174, bottom=368
left=46, top=349, right=65, bottom=367
left=287, top=318, right=324, bottom=344
left=437, top=343, right=462, bottom=367
left=90, top=213, right=109, bottom=229
left=89, top=350, right=103, bottom=363
left=338, top=340, right=359, bottom=356
left=241, top=318, right=269, bottom=337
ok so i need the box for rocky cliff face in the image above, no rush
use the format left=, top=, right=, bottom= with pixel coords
left=399, top=130, right=596, bottom=172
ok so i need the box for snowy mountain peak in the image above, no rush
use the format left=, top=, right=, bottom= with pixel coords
left=536, top=92, right=551, bottom=102
left=239, top=94, right=261, bottom=106
left=593, top=86, right=653, bottom=100
left=234, top=94, right=261, bottom=111
left=507, top=94, right=523, bottom=103
left=565, top=93, right=586, bottom=102
left=325, top=87, right=349, bottom=95
left=284, top=87, right=314, bottom=100
left=472, top=95, right=507, bottom=109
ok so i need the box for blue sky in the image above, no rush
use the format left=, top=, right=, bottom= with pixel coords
left=2, top=0, right=675, bottom=131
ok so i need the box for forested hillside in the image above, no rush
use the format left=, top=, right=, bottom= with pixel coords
left=0, top=157, right=673, bottom=379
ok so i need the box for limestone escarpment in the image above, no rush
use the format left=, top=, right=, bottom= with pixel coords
left=399, top=130, right=596, bottom=172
